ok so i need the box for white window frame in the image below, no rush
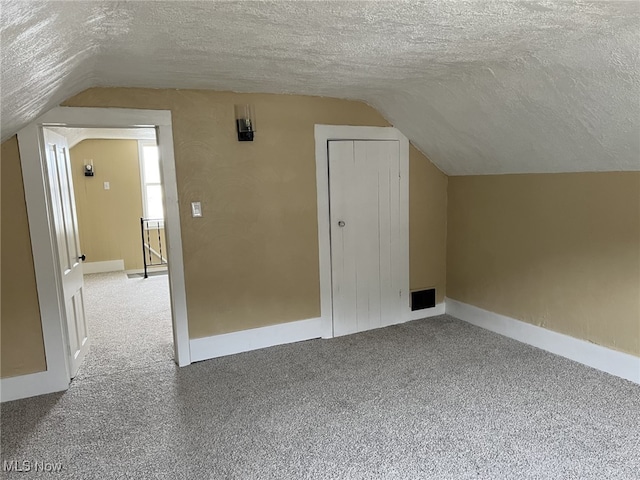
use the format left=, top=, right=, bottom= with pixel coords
left=138, top=140, right=165, bottom=227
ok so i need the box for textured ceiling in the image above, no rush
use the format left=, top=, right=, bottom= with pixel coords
left=2, top=1, right=639, bottom=175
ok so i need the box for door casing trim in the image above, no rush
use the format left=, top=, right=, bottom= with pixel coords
left=314, top=125, right=410, bottom=338
left=4, top=107, right=190, bottom=402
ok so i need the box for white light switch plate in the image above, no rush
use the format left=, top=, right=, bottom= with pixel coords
left=191, top=202, right=202, bottom=217
left=103, top=182, right=110, bottom=190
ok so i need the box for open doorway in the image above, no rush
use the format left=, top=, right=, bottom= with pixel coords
left=13, top=107, right=190, bottom=400
left=49, top=127, right=172, bottom=379
left=52, top=128, right=168, bottom=278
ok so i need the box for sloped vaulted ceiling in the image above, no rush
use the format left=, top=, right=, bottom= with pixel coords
left=2, top=1, right=639, bottom=175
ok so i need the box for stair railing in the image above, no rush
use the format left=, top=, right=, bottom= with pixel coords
left=140, top=218, right=167, bottom=278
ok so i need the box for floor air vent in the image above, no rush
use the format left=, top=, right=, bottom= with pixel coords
left=411, top=288, right=436, bottom=311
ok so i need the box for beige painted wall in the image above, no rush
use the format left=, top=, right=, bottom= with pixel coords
left=447, top=172, right=640, bottom=356
left=1, top=136, right=47, bottom=377
left=63, top=89, right=448, bottom=338
left=1, top=87, right=447, bottom=377
left=70, top=139, right=146, bottom=271
left=409, top=145, right=447, bottom=302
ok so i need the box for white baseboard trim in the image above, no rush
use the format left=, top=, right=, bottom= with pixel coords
left=408, top=303, right=446, bottom=321
left=445, top=298, right=640, bottom=384
left=1, top=370, right=68, bottom=403
left=190, top=317, right=323, bottom=363
left=82, top=259, right=124, bottom=274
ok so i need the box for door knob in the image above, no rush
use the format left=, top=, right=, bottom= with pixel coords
left=79, top=254, right=86, bottom=262
left=338, top=221, right=346, bottom=227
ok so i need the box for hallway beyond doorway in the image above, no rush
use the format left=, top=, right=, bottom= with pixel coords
left=75, top=272, right=173, bottom=381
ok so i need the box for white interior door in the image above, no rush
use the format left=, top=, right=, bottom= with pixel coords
left=43, top=128, right=89, bottom=378
left=329, top=140, right=402, bottom=336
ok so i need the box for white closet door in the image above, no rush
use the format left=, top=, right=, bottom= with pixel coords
left=329, top=140, right=401, bottom=336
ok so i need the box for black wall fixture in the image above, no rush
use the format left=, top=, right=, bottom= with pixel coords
left=235, top=104, right=255, bottom=142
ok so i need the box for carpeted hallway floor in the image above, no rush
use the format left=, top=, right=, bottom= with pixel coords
left=1, top=272, right=639, bottom=479
left=74, top=271, right=174, bottom=382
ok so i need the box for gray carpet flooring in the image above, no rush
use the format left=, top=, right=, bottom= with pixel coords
left=2, top=272, right=639, bottom=479
left=74, top=272, right=174, bottom=381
